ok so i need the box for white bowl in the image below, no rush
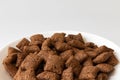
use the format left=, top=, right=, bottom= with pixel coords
left=0, top=31, right=120, bottom=80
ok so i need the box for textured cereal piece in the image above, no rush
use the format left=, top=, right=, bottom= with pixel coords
left=23, top=45, right=40, bottom=53
left=97, top=73, right=108, bottom=80
left=38, top=50, right=56, bottom=61
left=96, top=63, right=114, bottom=73
left=51, top=33, right=66, bottom=42
left=85, top=48, right=99, bottom=58
left=107, top=53, right=119, bottom=66
left=44, top=55, right=64, bottom=74
left=95, top=46, right=113, bottom=54
left=16, top=38, right=30, bottom=51
left=8, top=47, right=21, bottom=55
left=20, top=53, right=43, bottom=69
left=37, top=71, right=60, bottom=80
left=3, top=53, right=18, bottom=77
left=65, top=33, right=84, bottom=43
left=60, top=50, right=74, bottom=61
left=14, top=53, right=43, bottom=80
left=61, top=67, right=73, bottom=80
left=41, top=38, right=53, bottom=51
left=85, top=42, right=98, bottom=48
left=30, top=34, right=44, bottom=41
left=83, top=58, right=93, bottom=66
left=66, top=56, right=82, bottom=77
left=16, top=53, right=26, bottom=67
left=14, top=69, right=37, bottom=80
left=73, top=65, right=82, bottom=77
left=74, top=50, right=88, bottom=63
left=67, top=40, right=85, bottom=49
left=93, top=52, right=111, bottom=64
left=79, top=66, right=99, bottom=79
left=30, top=34, right=45, bottom=46
left=54, top=42, right=71, bottom=52
left=66, top=56, right=80, bottom=68
left=3, top=47, right=20, bottom=77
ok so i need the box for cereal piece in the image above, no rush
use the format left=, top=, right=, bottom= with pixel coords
left=51, top=33, right=66, bottom=42
left=30, top=34, right=44, bottom=41
left=65, top=33, right=84, bottom=43
left=83, top=58, right=93, bottom=66
left=79, top=66, right=99, bottom=79
left=38, top=50, right=56, bottom=61
left=60, top=50, right=74, bottom=61
left=93, top=52, right=111, bottom=64
left=107, top=53, right=119, bottom=66
left=54, top=42, right=71, bottom=52
left=30, top=34, right=45, bottom=46
left=44, top=55, right=64, bottom=74
left=95, top=46, right=113, bottom=54
left=96, top=63, right=114, bottom=73
left=16, top=38, right=30, bottom=51
left=3, top=53, right=18, bottom=77
left=85, top=48, right=99, bottom=58
left=23, top=45, right=40, bottom=53
left=14, top=69, right=37, bottom=80
left=97, top=73, right=108, bottom=80
left=66, top=56, right=80, bottom=68
left=85, top=42, right=98, bottom=48
left=66, top=56, right=82, bottom=77
left=14, top=53, right=43, bottom=80
left=74, top=50, right=88, bottom=63
left=67, top=40, right=85, bottom=49
left=16, top=53, right=26, bottom=67
left=8, top=47, right=21, bottom=55
left=41, top=38, right=53, bottom=51
left=37, top=71, right=60, bottom=80
left=61, top=67, right=73, bottom=80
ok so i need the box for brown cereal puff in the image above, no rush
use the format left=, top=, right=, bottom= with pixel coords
left=107, top=53, right=119, bottom=66
left=61, top=67, right=73, bottom=80
left=38, top=50, right=56, bottom=61
left=79, top=66, right=99, bottom=79
left=67, top=40, right=85, bottom=49
left=83, top=58, right=93, bottom=66
left=51, top=33, right=66, bottom=42
left=30, top=34, right=45, bottom=46
left=41, top=38, right=53, bottom=51
left=54, top=42, right=72, bottom=52
left=8, top=47, right=21, bottom=55
left=97, top=73, right=108, bottom=80
left=14, top=69, right=37, bottom=80
left=85, top=42, right=98, bottom=49
left=37, top=71, right=60, bottom=80
left=3, top=53, right=18, bottom=77
left=93, top=52, right=111, bottom=64
left=23, top=45, right=40, bottom=53
left=95, top=46, right=113, bottom=54
left=66, top=56, right=82, bottom=77
left=16, top=38, right=30, bottom=51
left=65, top=33, right=84, bottom=43
left=96, top=63, right=114, bottom=73
left=66, top=56, right=80, bottom=68
left=74, top=50, right=88, bottom=63
left=16, top=53, right=27, bottom=67
left=44, top=55, right=64, bottom=74
left=14, top=53, right=43, bottom=80
left=30, top=34, right=44, bottom=41
left=60, top=50, right=74, bottom=61
left=85, top=47, right=99, bottom=58
left=20, top=53, right=43, bottom=69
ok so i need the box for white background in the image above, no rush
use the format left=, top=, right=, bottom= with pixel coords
left=0, top=0, right=120, bottom=49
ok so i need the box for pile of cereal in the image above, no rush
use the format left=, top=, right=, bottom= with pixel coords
left=3, top=33, right=119, bottom=80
